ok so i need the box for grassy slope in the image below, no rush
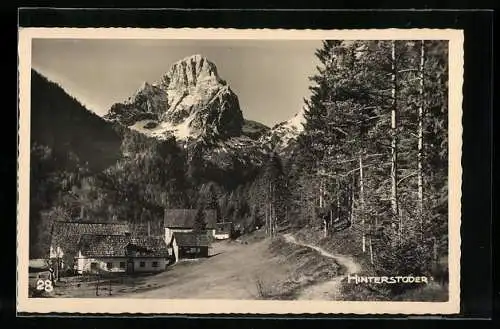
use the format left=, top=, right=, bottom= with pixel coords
left=258, top=235, right=343, bottom=299
left=294, top=226, right=448, bottom=302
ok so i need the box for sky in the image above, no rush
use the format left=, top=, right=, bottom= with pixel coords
left=32, top=39, right=322, bottom=127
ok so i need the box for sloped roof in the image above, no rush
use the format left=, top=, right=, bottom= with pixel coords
left=173, top=232, right=210, bottom=247
left=164, top=209, right=217, bottom=229
left=78, top=234, right=130, bottom=257
left=78, top=234, right=168, bottom=258
left=128, top=223, right=151, bottom=236
left=51, top=221, right=130, bottom=241
left=50, top=221, right=131, bottom=256
left=129, top=236, right=168, bottom=257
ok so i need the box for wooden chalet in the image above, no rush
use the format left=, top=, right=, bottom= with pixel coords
left=163, top=209, right=217, bottom=243
left=75, top=234, right=169, bottom=274
left=49, top=221, right=131, bottom=274
left=170, top=232, right=210, bottom=262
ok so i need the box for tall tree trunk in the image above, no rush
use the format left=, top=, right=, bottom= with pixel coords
left=350, top=177, right=355, bottom=230
left=417, top=40, right=425, bottom=238
left=319, top=178, right=324, bottom=208
left=369, top=233, right=374, bottom=264
left=265, top=183, right=269, bottom=237
left=336, top=179, right=340, bottom=213
left=348, top=174, right=355, bottom=231
left=390, top=40, right=400, bottom=244
left=269, top=181, right=274, bottom=238
left=359, top=154, right=366, bottom=253
left=270, top=181, right=272, bottom=237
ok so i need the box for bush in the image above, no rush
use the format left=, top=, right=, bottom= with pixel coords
left=339, top=273, right=392, bottom=301
left=372, top=238, right=434, bottom=295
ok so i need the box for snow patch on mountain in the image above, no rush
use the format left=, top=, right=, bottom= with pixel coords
left=260, top=106, right=308, bottom=152
left=105, top=54, right=243, bottom=141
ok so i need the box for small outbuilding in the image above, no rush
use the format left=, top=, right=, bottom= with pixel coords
left=214, top=222, right=232, bottom=240
left=163, top=209, right=217, bottom=243
left=170, top=232, right=210, bottom=262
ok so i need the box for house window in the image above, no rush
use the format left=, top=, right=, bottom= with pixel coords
left=152, top=261, right=159, bottom=268
left=119, top=262, right=126, bottom=269
left=106, top=262, right=113, bottom=269
left=139, top=261, right=145, bottom=268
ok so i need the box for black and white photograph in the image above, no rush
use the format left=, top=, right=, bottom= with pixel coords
left=17, top=28, right=463, bottom=314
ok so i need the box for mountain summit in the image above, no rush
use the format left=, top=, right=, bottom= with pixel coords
left=105, top=54, right=244, bottom=141
left=260, top=105, right=307, bottom=153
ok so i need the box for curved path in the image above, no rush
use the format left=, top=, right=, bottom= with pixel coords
left=282, top=233, right=361, bottom=300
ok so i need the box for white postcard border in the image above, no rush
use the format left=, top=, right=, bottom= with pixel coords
left=17, top=27, right=463, bottom=315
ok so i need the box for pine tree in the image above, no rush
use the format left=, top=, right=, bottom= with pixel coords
left=261, top=153, right=289, bottom=237
left=193, top=206, right=207, bottom=233
left=421, top=40, right=449, bottom=264
left=206, top=183, right=222, bottom=223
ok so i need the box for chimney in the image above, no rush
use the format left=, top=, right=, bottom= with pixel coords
left=148, top=221, right=151, bottom=237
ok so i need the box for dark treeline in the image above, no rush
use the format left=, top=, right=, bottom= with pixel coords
left=30, top=40, right=448, bottom=295
left=287, top=40, right=448, bottom=281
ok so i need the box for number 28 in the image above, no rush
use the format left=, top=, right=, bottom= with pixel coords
left=36, top=279, right=53, bottom=292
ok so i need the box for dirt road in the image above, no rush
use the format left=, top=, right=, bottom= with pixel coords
left=117, top=233, right=361, bottom=300
left=114, top=238, right=295, bottom=299
left=283, top=233, right=361, bottom=300
left=52, top=231, right=360, bottom=300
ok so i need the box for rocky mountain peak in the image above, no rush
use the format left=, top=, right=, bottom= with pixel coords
left=162, top=54, right=225, bottom=91
left=105, top=54, right=243, bottom=141
left=259, top=106, right=308, bottom=154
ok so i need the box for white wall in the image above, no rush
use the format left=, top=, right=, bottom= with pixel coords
left=75, top=251, right=167, bottom=274
left=75, top=252, right=127, bottom=274
left=214, top=233, right=230, bottom=240
left=49, top=245, right=64, bottom=259
left=132, top=258, right=167, bottom=273
left=172, top=238, right=179, bottom=263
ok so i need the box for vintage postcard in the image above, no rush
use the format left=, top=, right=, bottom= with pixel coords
left=17, top=28, right=463, bottom=314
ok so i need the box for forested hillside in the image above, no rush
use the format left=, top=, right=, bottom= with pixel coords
left=31, top=70, right=123, bottom=172
left=29, top=70, right=272, bottom=257
left=30, top=70, right=122, bottom=257
left=30, top=40, right=449, bottom=299
left=282, top=40, right=449, bottom=291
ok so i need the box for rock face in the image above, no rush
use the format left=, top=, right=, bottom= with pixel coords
left=260, top=106, right=307, bottom=153
left=105, top=54, right=244, bottom=141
